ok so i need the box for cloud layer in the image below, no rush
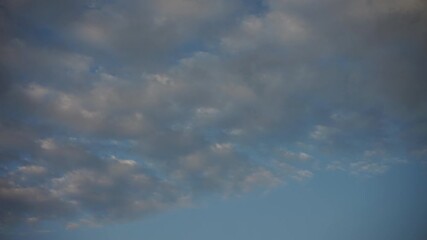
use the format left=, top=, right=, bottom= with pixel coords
left=1, top=0, right=426, bottom=231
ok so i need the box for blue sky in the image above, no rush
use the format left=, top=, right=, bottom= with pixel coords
left=1, top=0, right=427, bottom=239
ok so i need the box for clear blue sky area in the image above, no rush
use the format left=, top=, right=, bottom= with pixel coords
left=45, top=164, right=427, bottom=240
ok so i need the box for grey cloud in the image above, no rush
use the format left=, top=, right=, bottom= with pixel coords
left=1, top=0, right=242, bottom=71
left=0, top=179, right=75, bottom=227
left=49, top=159, right=181, bottom=222
left=1, top=0, right=427, bottom=234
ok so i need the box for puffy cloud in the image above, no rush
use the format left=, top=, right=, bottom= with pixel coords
left=282, top=150, right=312, bottom=161
left=17, top=166, right=46, bottom=176
left=0, top=180, right=74, bottom=226
left=293, top=170, right=313, bottom=181
left=1, top=0, right=426, bottom=234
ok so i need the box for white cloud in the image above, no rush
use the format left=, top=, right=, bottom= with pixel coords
left=210, top=143, right=233, bottom=154
left=241, top=168, right=282, bottom=192
left=25, top=83, right=49, bottom=101
left=350, top=161, right=389, bottom=175
left=326, top=161, right=345, bottom=171
left=221, top=10, right=309, bottom=52
left=283, top=150, right=312, bottom=161
left=293, top=170, right=313, bottom=181
left=148, top=74, right=174, bottom=85
left=18, top=166, right=47, bottom=175
left=117, top=159, right=137, bottom=166
left=310, top=125, right=339, bottom=141
left=38, top=139, right=56, bottom=151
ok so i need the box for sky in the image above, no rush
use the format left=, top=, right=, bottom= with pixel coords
left=0, top=0, right=427, bottom=239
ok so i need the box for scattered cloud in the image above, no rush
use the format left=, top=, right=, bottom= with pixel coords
left=1, top=0, right=426, bottom=233
left=350, top=161, right=390, bottom=175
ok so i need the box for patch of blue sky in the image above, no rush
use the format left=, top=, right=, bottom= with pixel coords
left=165, top=0, right=270, bottom=66
left=0, top=152, right=31, bottom=177
left=243, top=0, right=269, bottom=16
left=167, top=39, right=211, bottom=66
left=12, top=21, right=65, bottom=49
left=68, top=137, right=171, bottom=179
left=41, top=163, right=427, bottom=240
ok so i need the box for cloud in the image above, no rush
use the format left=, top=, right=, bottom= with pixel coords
left=282, top=150, right=312, bottom=161
left=350, top=161, right=390, bottom=175
left=17, top=165, right=46, bottom=176
left=1, top=0, right=426, bottom=234
left=0, top=179, right=75, bottom=226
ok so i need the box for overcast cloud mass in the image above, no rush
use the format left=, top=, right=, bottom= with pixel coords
left=1, top=0, right=427, bottom=238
